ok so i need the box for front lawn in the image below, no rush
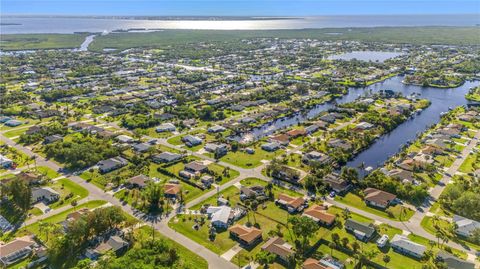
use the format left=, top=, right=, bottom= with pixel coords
left=221, top=144, right=285, bottom=168
left=334, top=193, right=414, bottom=221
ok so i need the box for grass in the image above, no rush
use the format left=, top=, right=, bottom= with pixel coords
left=221, top=144, right=285, bottom=168
left=48, top=178, right=89, bottom=209
left=334, top=192, right=414, bottom=221
left=36, top=166, right=61, bottom=179
left=3, top=127, right=30, bottom=138
left=168, top=216, right=237, bottom=254
left=0, top=34, right=88, bottom=51
left=458, top=152, right=478, bottom=173
left=134, top=226, right=208, bottom=269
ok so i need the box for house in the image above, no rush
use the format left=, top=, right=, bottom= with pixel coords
left=436, top=251, right=475, bottom=269
left=363, top=188, right=397, bottom=209
left=132, top=142, right=152, bottom=153
left=0, top=236, right=37, bottom=266
left=240, top=185, right=266, bottom=200
left=302, top=151, right=331, bottom=165
left=182, top=135, right=203, bottom=147
left=206, top=206, right=232, bottom=228
left=270, top=134, right=290, bottom=146
left=5, top=120, right=23, bottom=127
left=116, top=135, right=134, bottom=144
left=286, top=129, right=306, bottom=138
left=127, top=174, right=150, bottom=189
left=323, top=173, right=352, bottom=194
left=97, top=157, right=128, bottom=173
left=44, top=134, right=63, bottom=144
left=200, top=175, right=214, bottom=188
left=328, top=139, right=352, bottom=151
left=354, top=122, right=374, bottom=131
left=271, top=166, right=300, bottom=184
left=85, top=235, right=129, bottom=260
left=305, top=124, right=321, bottom=134
left=303, top=257, right=344, bottom=269
left=31, top=187, right=60, bottom=204
left=390, top=234, right=426, bottom=258
left=376, top=234, right=389, bottom=248
left=184, top=161, right=208, bottom=174
left=204, top=143, right=228, bottom=157
left=261, top=236, right=295, bottom=262
left=25, top=126, right=43, bottom=135
left=228, top=224, right=263, bottom=247
left=344, top=219, right=376, bottom=241
left=60, top=208, right=90, bottom=231
left=208, top=125, right=226, bottom=133
left=156, top=123, right=176, bottom=133
left=302, top=205, right=336, bottom=226
left=275, top=194, right=306, bottom=213
left=164, top=183, right=181, bottom=198
left=261, top=142, right=281, bottom=152
left=0, top=154, right=13, bottom=168
left=152, top=152, right=183, bottom=163
left=388, top=168, right=416, bottom=184
left=453, top=215, right=480, bottom=237
left=0, top=215, right=13, bottom=233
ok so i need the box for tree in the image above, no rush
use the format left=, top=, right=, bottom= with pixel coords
left=287, top=216, right=318, bottom=253
left=144, top=182, right=164, bottom=213
left=6, top=178, right=32, bottom=212
left=255, top=251, right=275, bottom=269
left=340, top=167, right=359, bottom=184
left=383, top=255, right=391, bottom=267
left=341, top=237, right=349, bottom=248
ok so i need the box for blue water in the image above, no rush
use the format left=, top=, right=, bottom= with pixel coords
left=1, top=14, right=479, bottom=34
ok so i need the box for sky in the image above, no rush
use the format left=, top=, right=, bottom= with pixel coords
left=1, top=0, right=479, bottom=16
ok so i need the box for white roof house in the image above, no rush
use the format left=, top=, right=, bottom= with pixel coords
left=390, top=234, right=426, bottom=258
left=0, top=154, right=13, bottom=168
left=454, top=215, right=480, bottom=237
left=156, top=123, right=176, bottom=133
left=116, top=135, right=134, bottom=143
left=207, top=206, right=231, bottom=228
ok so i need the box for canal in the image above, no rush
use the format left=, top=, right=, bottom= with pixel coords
left=235, top=76, right=480, bottom=170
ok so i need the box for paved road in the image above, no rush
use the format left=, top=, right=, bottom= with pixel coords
left=0, top=133, right=237, bottom=269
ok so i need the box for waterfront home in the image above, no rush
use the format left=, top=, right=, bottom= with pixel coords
left=302, top=205, right=336, bottom=227
left=327, top=139, right=352, bottom=151
left=152, top=152, right=183, bottom=164
left=363, top=188, right=397, bottom=209
left=344, top=219, right=376, bottom=241
left=453, top=215, right=480, bottom=237
left=302, top=151, right=331, bottom=165
left=275, top=194, right=306, bottom=213
left=270, top=134, right=290, bottom=146
left=156, top=123, right=176, bottom=133
left=0, top=236, right=37, bottom=266
left=97, top=157, right=128, bottom=173
left=127, top=174, right=150, bottom=189
left=261, top=236, right=295, bottom=262
left=388, top=168, right=416, bottom=184
left=390, top=234, right=426, bottom=258
left=31, top=187, right=60, bottom=204
left=286, top=129, right=306, bottom=138
left=228, top=224, right=263, bottom=247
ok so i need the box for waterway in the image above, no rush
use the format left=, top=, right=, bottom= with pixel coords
left=234, top=76, right=480, bottom=170
left=1, top=14, right=479, bottom=34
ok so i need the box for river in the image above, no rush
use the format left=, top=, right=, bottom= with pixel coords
left=234, top=76, right=480, bottom=170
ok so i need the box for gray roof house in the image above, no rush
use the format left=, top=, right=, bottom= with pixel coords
left=156, top=123, right=176, bottom=133
left=436, top=251, right=475, bottom=269
left=344, top=219, right=376, bottom=241
left=31, top=187, right=60, bottom=204
left=152, top=152, right=183, bottom=163
left=182, top=135, right=203, bottom=147
left=453, top=215, right=480, bottom=237
left=261, top=142, right=281, bottom=152
left=390, top=234, right=426, bottom=258
left=97, top=157, right=128, bottom=173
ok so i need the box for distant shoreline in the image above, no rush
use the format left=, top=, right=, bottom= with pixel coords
left=0, top=15, right=302, bottom=21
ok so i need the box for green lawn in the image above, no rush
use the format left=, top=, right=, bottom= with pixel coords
left=221, top=144, right=285, bottom=168
left=3, top=126, right=30, bottom=138
left=134, top=226, right=208, bottom=269
left=334, top=193, right=414, bottom=221
left=458, top=153, right=478, bottom=173
left=36, top=166, right=61, bottom=179
left=48, top=178, right=89, bottom=209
